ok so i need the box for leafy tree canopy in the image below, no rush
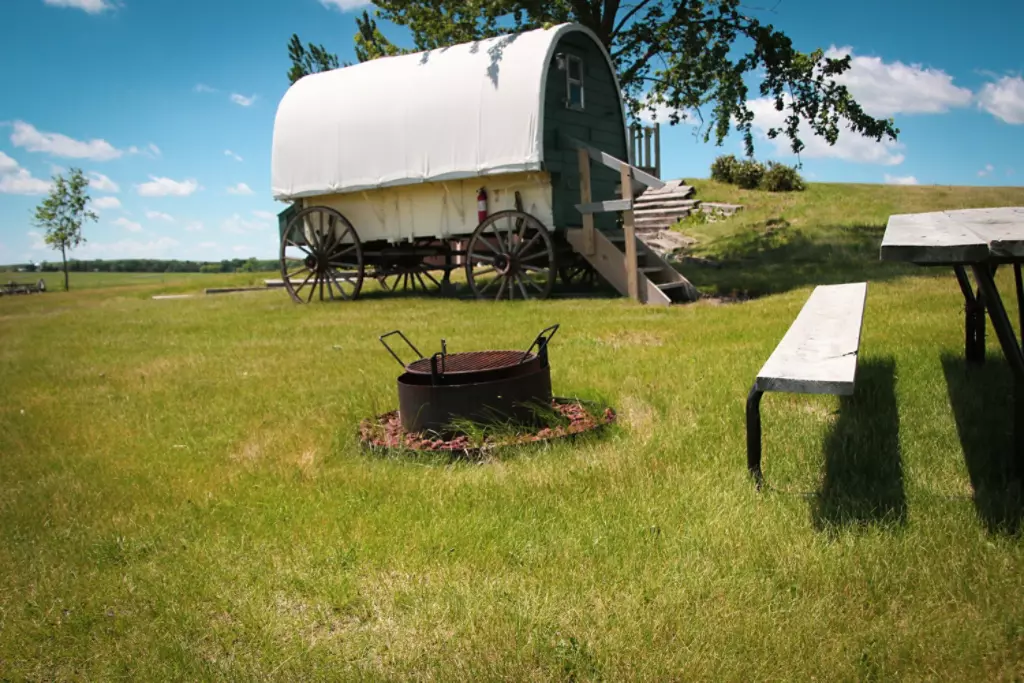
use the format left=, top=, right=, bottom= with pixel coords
left=287, top=1, right=899, bottom=160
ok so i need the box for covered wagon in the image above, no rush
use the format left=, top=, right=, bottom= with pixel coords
left=270, top=22, right=696, bottom=304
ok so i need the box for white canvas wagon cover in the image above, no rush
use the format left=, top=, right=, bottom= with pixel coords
left=271, top=23, right=623, bottom=201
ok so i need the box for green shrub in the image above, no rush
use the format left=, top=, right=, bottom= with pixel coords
left=710, top=155, right=740, bottom=183
left=733, top=159, right=766, bottom=189
left=760, top=162, right=805, bottom=192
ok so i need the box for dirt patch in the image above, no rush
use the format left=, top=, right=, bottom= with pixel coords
left=597, top=331, right=663, bottom=349
left=359, top=398, right=615, bottom=457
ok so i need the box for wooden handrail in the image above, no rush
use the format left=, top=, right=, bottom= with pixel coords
left=560, top=132, right=665, bottom=190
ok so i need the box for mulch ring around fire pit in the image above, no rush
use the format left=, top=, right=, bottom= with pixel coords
left=359, top=397, right=616, bottom=458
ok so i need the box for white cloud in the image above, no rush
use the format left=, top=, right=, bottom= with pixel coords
left=977, top=164, right=995, bottom=178
left=0, top=153, right=52, bottom=195
left=637, top=99, right=693, bottom=125
left=75, top=237, right=181, bottom=260
left=224, top=149, right=243, bottom=162
left=320, top=0, right=373, bottom=10
left=230, top=93, right=256, bottom=107
left=145, top=210, right=174, bottom=222
left=11, top=120, right=123, bottom=161
left=114, top=217, right=143, bottom=232
left=977, top=76, right=1024, bottom=125
left=42, top=0, right=113, bottom=13
left=823, top=46, right=972, bottom=117
left=136, top=176, right=200, bottom=197
left=884, top=174, right=918, bottom=185
left=251, top=210, right=277, bottom=221
left=0, top=151, right=18, bottom=173
left=194, top=83, right=217, bottom=93
left=27, top=231, right=47, bottom=250
left=126, top=144, right=161, bottom=159
left=87, top=171, right=119, bottom=193
left=148, top=143, right=161, bottom=157
left=222, top=211, right=274, bottom=234
left=184, top=221, right=204, bottom=232
left=746, top=95, right=905, bottom=166
left=92, top=196, right=122, bottom=210
left=226, top=182, right=254, bottom=195
left=232, top=245, right=253, bottom=253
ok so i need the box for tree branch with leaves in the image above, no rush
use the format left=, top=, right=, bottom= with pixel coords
left=286, top=0, right=898, bottom=160
left=33, top=168, right=96, bottom=292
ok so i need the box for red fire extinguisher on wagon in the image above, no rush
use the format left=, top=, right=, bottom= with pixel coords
left=477, top=187, right=488, bottom=225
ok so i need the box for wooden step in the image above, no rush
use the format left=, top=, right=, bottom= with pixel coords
left=657, top=281, right=692, bottom=291
left=633, top=197, right=700, bottom=209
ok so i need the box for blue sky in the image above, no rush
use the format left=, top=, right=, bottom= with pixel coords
left=0, top=0, right=1021, bottom=264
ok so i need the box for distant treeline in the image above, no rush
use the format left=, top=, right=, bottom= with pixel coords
left=3, top=258, right=279, bottom=274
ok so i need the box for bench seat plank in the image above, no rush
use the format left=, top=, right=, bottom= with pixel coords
left=755, top=282, right=868, bottom=396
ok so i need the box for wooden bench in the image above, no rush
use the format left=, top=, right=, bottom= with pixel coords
left=746, top=282, right=868, bottom=484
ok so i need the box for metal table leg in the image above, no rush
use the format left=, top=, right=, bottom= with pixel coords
left=971, top=264, right=1024, bottom=479
left=954, top=266, right=986, bottom=364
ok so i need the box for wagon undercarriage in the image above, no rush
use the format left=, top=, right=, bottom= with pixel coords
left=279, top=205, right=581, bottom=303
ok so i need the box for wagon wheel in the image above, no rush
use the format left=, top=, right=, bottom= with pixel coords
left=280, top=206, right=364, bottom=303
left=465, top=210, right=556, bottom=301
left=375, top=239, right=448, bottom=294
left=377, top=267, right=445, bottom=294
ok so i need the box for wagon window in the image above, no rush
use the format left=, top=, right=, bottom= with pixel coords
left=566, top=54, right=584, bottom=110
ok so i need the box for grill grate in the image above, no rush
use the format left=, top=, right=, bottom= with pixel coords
left=405, top=350, right=533, bottom=375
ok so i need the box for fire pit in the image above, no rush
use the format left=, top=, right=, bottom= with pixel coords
left=379, top=325, right=559, bottom=434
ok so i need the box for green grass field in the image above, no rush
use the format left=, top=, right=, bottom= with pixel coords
left=2, top=182, right=1024, bottom=680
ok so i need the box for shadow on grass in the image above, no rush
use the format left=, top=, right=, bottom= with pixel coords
left=812, top=358, right=907, bottom=533
left=680, top=223, right=928, bottom=299
left=941, top=353, right=1023, bottom=535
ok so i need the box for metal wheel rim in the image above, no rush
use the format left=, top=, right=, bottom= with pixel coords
left=279, top=206, right=364, bottom=304
left=465, top=210, right=556, bottom=301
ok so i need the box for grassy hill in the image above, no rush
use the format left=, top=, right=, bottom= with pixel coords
left=677, top=180, right=1024, bottom=296
left=1, top=182, right=1023, bottom=680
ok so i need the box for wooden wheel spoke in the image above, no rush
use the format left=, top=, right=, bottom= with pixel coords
left=327, top=269, right=352, bottom=300
left=293, top=270, right=315, bottom=293
left=514, top=274, right=530, bottom=299
left=286, top=239, right=313, bottom=257
left=286, top=265, right=310, bottom=280
left=305, top=274, right=319, bottom=303
left=470, top=253, right=495, bottom=264
left=521, top=263, right=549, bottom=274
left=520, top=250, right=552, bottom=263
left=522, top=273, right=546, bottom=292
left=495, top=276, right=509, bottom=301
left=421, top=269, right=441, bottom=288
left=515, top=230, right=542, bottom=256
left=477, top=235, right=504, bottom=256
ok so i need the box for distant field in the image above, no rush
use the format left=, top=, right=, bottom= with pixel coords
left=0, top=270, right=279, bottom=294
left=1, top=182, right=1023, bottom=680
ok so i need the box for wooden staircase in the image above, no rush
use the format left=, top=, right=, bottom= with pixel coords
left=565, top=228, right=698, bottom=305
left=561, top=132, right=698, bottom=305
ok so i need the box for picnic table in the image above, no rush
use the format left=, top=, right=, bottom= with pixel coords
left=881, top=207, right=1024, bottom=476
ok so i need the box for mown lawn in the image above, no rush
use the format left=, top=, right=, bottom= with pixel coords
left=1, top=183, right=1023, bottom=680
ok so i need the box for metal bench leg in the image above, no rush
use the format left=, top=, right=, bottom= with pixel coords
left=746, top=385, right=764, bottom=486
left=955, top=266, right=986, bottom=364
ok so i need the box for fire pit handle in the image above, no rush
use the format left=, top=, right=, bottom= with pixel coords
left=379, top=330, right=424, bottom=369
left=520, top=324, right=560, bottom=365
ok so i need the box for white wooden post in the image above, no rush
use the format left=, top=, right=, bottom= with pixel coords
left=578, top=148, right=595, bottom=256
left=620, top=161, right=639, bottom=302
